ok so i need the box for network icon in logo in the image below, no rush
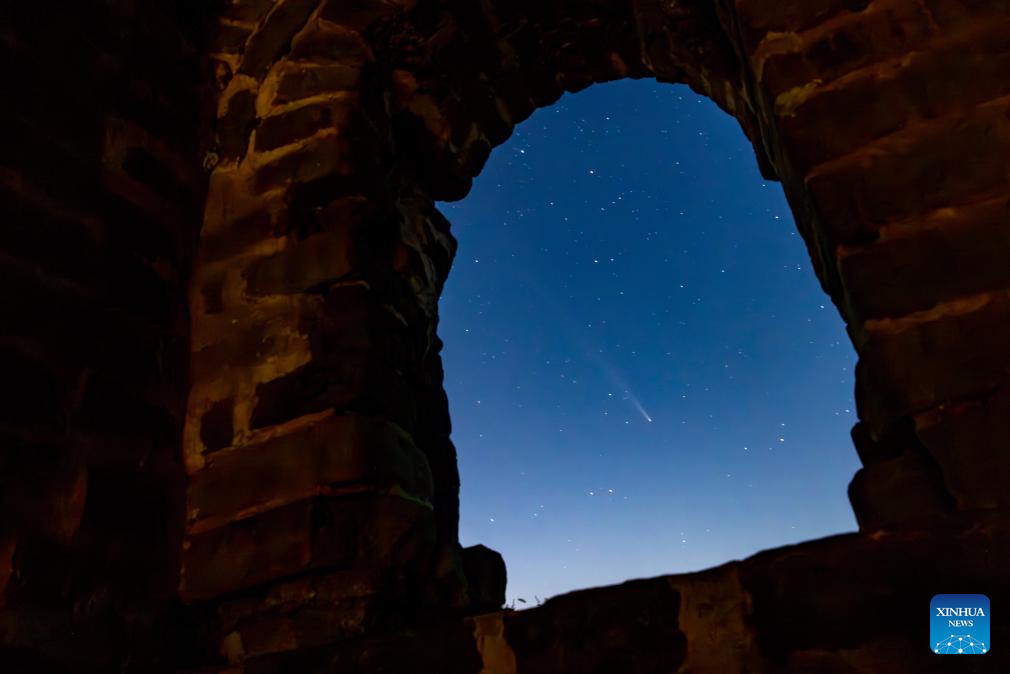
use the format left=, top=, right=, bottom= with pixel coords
left=934, top=635, right=986, bottom=654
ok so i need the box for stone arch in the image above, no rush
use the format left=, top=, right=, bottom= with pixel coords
left=0, top=0, right=1007, bottom=671
left=185, top=0, right=764, bottom=606
left=180, top=0, right=1007, bottom=665
left=4, top=0, right=1010, bottom=671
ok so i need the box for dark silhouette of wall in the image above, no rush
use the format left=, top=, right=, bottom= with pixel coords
left=2, top=1, right=1009, bottom=671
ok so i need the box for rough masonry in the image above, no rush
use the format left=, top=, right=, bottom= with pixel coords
left=2, top=0, right=1009, bottom=672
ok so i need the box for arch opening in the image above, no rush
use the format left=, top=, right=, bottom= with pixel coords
left=438, top=79, right=860, bottom=606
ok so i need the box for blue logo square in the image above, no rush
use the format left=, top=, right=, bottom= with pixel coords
left=931, top=594, right=990, bottom=654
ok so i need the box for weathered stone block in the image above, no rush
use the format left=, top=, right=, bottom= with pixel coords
left=847, top=451, right=955, bottom=530
left=806, top=97, right=1010, bottom=245
left=248, top=350, right=416, bottom=431
left=181, top=497, right=313, bottom=601
left=776, top=22, right=1010, bottom=172
left=254, top=99, right=354, bottom=152
left=735, top=0, right=874, bottom=52
left=241, top=229, right=357, bottom=295
left=460, top=544, right=506, bottom=613
left=199, top=200, right=285, bottom=264
left=181, top=493, right=434, bottom=601
left=736, top=518, right=1004, bottom=662
left=504, top=578, right=686, bottom=673
left=253, top=134, right=355, bottom=193
left=839, top=196, right=1010, bottom=321
left=275, top=65, right=362, bottom=104
left=759, top=3, right=933, bottom=99
left=236, top=616, right=482, bottom=674
left=914, top=383, right=1010, bottom=511
left=215, top=568, right=383, bottom=640
left=856, top=292, right=1010, bottom=422
left=239, top=0, right=319, bottom=78
left=190, top=294, right=318, bottom=383
left=188, top=413, right=433, bottom=530
left=289, top=20, right=369, bottom=65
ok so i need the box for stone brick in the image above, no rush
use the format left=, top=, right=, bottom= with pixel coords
left=190, top=295, right=318, bottom=383
left=460, top=544, right=506, bottom=613
left=806, top=97, right=1010, bottom=246
left=237, top=616, right=482, bottom=674
left=735, top=0, right=874, bottom=52
left=856, top=292, right=1010, bottom=422
left=249, top=349, right=416, bottom=431
left=180, top=493, right=434, bottom=601
left=227, top=604, right=374, bottom=660
left=199, top=204, right=281, bottom=264
left=289, top=20, right=370, bottom=65
left=759, top=3, right=934, bottom=99
left=253, top=134, right=356, bottom=193
left=181, top=498, right=312, bottom=601
left=239, top=0, right=319, bottom=78
left=839, top=195, right=1010, bottom=321
left=216, top=567, right=383, bottom=635
left=188, top=414, right=433, bottom=530
left=254, top=99, right=354, bottom=152
left=504, top=578, right=686, bottom=673
left=241, top=231, right=359, bottom=297
left=736, top=516, right=1002, bottom=660
left=776, top=21, right=1010, bottom=172
left=275, top=65, right=362, bottom=104
left=847, top=450, right=955, bottom=530
left=914, top=383, right=1010, bottom=511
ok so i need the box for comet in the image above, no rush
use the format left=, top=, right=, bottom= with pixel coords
left=539, top=286, right=655, bottom=423
left=628, top=394, right=654, bottom=423
left=595, top=353, right=654, bottom=423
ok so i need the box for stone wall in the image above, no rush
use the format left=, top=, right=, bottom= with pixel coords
left=2, top=0, right=1009, bottom=671
left=728, top=0, right=1010, bottom=531
left=190, top=512, right=1010, bottom=673
left=0, top=2, right=211, bottom=671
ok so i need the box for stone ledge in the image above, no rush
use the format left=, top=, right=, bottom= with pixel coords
left=186, top=513, right=1009, bottom=673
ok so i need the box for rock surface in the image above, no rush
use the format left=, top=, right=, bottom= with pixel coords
left=2, top=0, right=1010, bottom=671
left=187, top=513, right=1010, bottom=673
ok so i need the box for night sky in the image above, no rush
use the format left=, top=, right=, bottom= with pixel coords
left=438, top=79, right=861, bottom=607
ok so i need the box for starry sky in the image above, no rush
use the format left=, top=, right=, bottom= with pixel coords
left=437, top=79, right=861, bottom=607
